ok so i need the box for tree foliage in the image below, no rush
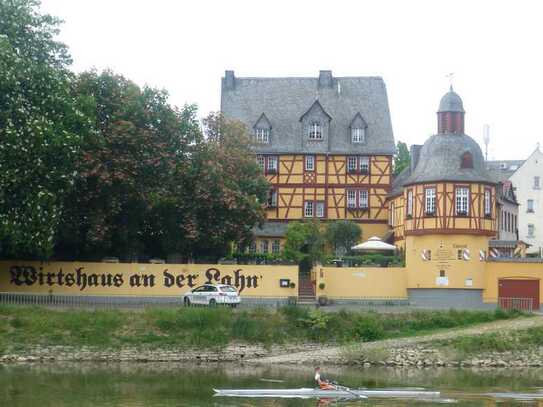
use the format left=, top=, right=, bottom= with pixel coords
left=0, top=0, right=91, bottom=258
left=283, top=221, right=324, bottom=264
left=393, top=141, right=411, bottom=175
left=325, top=221, right=362, bottom=256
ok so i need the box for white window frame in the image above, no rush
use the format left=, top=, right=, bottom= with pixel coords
left=527, top=199, right=535, bottom=213
left=272, top=240, right=280, bottom=254
left=256, top=155, right=265, bottom=171
left=484, top=189, right=491, bottom=216
left=304, top=201, right=314, bottom=217
left=528, top=223, right=535, bottom=237
left=455, top=187, right=469, bottom=215
left=425, top=188, right=436, bottom=215
left=316, top=202, right=325, bottom=218
left=260, top=240, right=269, bottom=254
left=255, top=128, right=270, bottom=143
left=351, top=127, right=365, bottom=143
left=267, top=155, right=278, bottom=172
left=347, top=156, right=357, bottom=173
left=309, top=122, right=322, bottom=139
left=359, top=156, right=370, bottom=174
left=407, top=189, right=413, bottom=217
left=347, top=190, right=357, bottom=208
left=268, top=189, right=277, bottom=208
left=305, top=155, right=315, bottom=171
left=358, top=190, right=368, bottom=209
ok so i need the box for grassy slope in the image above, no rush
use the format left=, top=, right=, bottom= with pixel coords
left=0, top=305, right=524, bottom=353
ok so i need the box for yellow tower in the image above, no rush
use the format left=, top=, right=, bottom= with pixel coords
left=390, top=88, right=497, bottom=307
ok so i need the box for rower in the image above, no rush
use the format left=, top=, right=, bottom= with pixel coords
left=314, top=367, right=336, bottom=390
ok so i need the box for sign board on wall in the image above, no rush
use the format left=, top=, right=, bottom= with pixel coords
left=0, top=262, right=299, bottom=297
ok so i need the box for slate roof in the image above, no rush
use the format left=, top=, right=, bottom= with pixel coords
left=389, top=166, right=411, bottom=198
left=438, top=87, right=465, bottom=113
left=221, top=71, right=395, bottom=155
left=253, top=222, right=288, bottom=237
left=486, top=160, right=525, bottom=182
left=404, top=133, right=495, bottom=185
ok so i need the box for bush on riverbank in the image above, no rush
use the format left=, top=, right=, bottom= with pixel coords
left=0, top=305, right=524, bottom=352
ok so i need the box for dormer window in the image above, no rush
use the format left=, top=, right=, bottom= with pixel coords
left=255, top=128, right=270, bottom=143
left=309, top=122, right=322, bottom=139
left=253, top=113, right=272, bottom=144
left=460, top=152, right=473, bottom=169
left=352, top=128, right=365, bottom=143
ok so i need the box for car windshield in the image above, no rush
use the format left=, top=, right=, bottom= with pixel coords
left=220, top=286, right=237, bottom=292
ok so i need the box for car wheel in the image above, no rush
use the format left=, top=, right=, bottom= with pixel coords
left=184, top=297, right=191, bottom=307
left=209, top=299, right=217, bottom=307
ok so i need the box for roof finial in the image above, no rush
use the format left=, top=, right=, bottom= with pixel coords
left=445, top=72, right=455, bottom=91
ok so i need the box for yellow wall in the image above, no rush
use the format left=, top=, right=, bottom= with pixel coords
left=484, top=262, right=543, bottom=305
left=316, top=266, right=407, bottom=299
left=405, top=235, right=488, bottom=289
left=0, top=262, right=298, bottom=298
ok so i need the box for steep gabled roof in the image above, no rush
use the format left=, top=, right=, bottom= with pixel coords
left=350, top=112, right=368, bottom=129
left=253, top=112, right=272, bottom=129
left=221, top=72, right=395, bottom=155
left=299, top=100, right=332, bottom=122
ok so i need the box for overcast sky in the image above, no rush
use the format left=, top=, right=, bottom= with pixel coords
left=40, top=0, right=543, bottom=161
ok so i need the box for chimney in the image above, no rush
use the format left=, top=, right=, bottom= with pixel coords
left=318, top=70, right=333, bottom=88
left=224, top=70, right=235, bottom=90
left=410, top=144, right=422, bottom=173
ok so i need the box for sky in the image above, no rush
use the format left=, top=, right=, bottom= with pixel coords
left=40, top=0, right=543, bottom=161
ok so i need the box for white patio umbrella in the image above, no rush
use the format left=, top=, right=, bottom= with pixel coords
left=351, top=236, right=397, bottom=252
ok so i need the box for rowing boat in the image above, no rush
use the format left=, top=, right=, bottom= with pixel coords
left=214, top=388, right=441, bottom=399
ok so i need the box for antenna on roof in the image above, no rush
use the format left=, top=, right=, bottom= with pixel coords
left=483, top=124, right=490, bottom=162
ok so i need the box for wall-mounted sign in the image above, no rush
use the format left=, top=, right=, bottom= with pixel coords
left=279, top=279, right=291, bottom=288
left=436, top=276, right=449, bottom=286
left=465, top=278, right=473, bottom=287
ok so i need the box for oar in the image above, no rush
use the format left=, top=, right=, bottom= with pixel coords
left=333, top=383, right=367, bottom=399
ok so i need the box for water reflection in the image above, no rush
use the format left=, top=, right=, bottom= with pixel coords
left=0, top=363, right=543, bottom=406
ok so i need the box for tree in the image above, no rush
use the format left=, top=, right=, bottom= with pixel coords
left=283, top=221, right=324, bottom=264
left=325, top=221, right=362, bottom=256
left=0, top=0, right=91, bottom=258
left=56, top=70, right=202, bottom=260
left=393, top=141, right=411, bottom=175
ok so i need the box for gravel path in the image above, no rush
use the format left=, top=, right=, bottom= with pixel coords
left=247, top=316, right=543, bottom=365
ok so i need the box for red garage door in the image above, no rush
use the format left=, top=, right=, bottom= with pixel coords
left=498, top=279, right=540, bottom=311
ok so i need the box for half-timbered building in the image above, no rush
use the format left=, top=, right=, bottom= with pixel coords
left=221, top=70, right=396, bottom=252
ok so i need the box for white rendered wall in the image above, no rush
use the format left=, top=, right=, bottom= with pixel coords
left=510, top=149, right=543, bottom=255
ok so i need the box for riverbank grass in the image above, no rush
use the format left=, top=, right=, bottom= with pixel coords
left=0, top=305, right=524, bottom=353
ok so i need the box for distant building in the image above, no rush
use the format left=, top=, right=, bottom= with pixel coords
left=488, top=149, right=543, bottom=256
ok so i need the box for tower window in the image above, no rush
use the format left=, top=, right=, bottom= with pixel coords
left=528, top=224, right=535, bottom=237
left=456, top=187, right=469, bottom=215
left=255, top=128, right=270, bottom=143
left=351, top=127, right=365, bottom=143
left=309, top=122, right=322, bottom=139
left=425, top=188, right=436, bottom=215
left=460, top=152, right=473, bottom=169
left=407, top=189, right=414, bottom=217
left=484, top=188, right=492, bottom=216
left=534, top=176, right=540, bottom=189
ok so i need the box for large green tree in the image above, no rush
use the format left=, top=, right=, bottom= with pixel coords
left=393, top=141, right=411, bottom=175
left=56, top=70, right=202, bottom=260
left=0, top=0, right=91, bottom=258
left=325, top=221, right=362, bottom=256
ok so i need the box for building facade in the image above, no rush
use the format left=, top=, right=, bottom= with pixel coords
left=221, top=70, right=396, bottom=252
left=508, top=148, right=543, bottom=255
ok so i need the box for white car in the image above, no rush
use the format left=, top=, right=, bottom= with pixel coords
left=183, top=284, right=241, bottom=307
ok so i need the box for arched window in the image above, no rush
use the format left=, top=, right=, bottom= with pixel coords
left=460, top=152, right=473, bottom=169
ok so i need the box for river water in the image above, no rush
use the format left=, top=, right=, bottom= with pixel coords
left=1, top=363, right=543, bottom=406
